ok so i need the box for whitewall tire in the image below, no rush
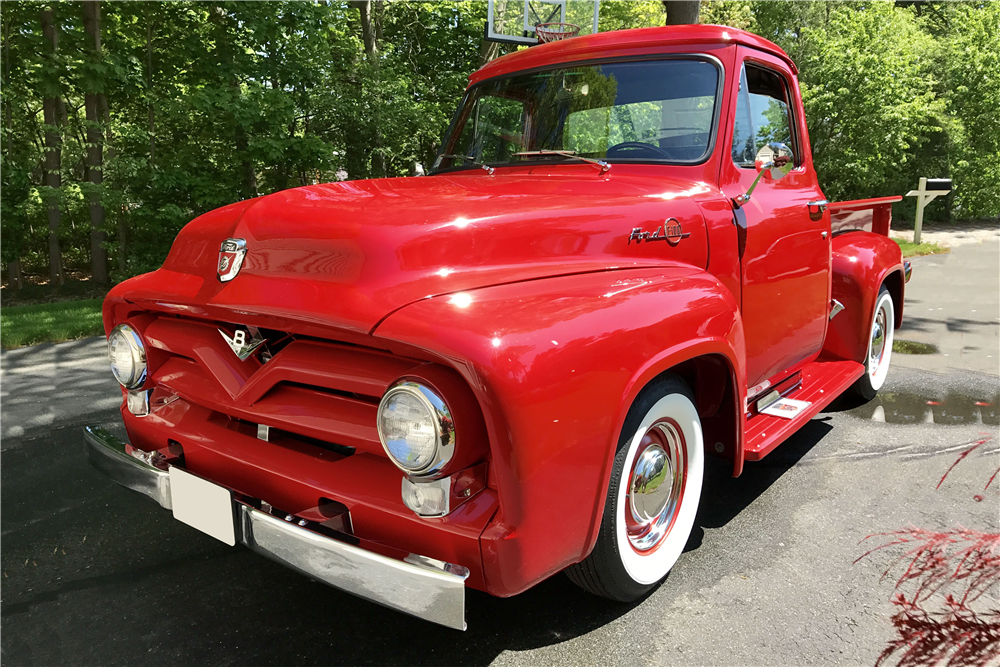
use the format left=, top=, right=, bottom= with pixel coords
left=853, top=285, right=894, bottom=401
left=566, top=375, right=703, bottom=601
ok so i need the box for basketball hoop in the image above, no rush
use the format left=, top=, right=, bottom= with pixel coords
left=534, top=22, right=581, bottom=43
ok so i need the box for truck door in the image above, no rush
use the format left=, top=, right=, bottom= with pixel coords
left=720, top=51, right=831, bottom=388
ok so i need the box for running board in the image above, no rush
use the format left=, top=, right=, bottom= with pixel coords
left=744, top=359, right=865, bottom=461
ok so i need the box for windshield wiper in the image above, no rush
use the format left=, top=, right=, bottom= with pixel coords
left=513, top=149, right=610, bottom=174
left=436, top=154, right=495, bottom=175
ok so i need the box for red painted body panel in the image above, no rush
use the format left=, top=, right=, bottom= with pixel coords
left=112, top=168, right=714, bottom=339
left=823, top=232, right=905, bottom=363
left=470, top=25, right=798, bottom=85
left=744, top=359, right=864, bottom=460
left=718, top=45, right=830, bottom=388
left=120, top=401, right=496, bottom=592
left=829, top=196, right=902, bottom=236
left=99, top=26, right=907, bottom=602
left=372, top=267, right=744, bottom=596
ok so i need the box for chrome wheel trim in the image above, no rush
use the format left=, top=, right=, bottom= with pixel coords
left=614, top=393, right=703, bottom=585
left=867, top=292, right=894, bottom=391
left=870, top=311, right=886, bottom=367
left=625, top=421, right=686, bottom=552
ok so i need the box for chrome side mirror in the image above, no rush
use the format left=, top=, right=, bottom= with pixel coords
left=755, top=143, right=793, bottom=180
left=732, top=142, right=794, bottom=208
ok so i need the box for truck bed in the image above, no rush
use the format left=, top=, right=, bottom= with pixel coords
left=828, top=196, right=903, bottom=236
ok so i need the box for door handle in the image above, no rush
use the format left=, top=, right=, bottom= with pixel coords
left=807, top=199, right=828, bottom=221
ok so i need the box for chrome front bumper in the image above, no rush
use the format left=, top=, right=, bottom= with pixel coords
left=83, top=425, right=469, bottom=630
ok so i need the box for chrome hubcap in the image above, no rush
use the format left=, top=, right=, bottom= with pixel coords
left=630, top=445, right=672, bottom=522
left=870, top=307, right=887, bottom=373
left=626, top=420, right=686, bottom=552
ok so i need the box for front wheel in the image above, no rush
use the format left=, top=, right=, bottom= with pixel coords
left=566, top=375, right=703, bottom=601
left=852, top=285, right=894, bottom=401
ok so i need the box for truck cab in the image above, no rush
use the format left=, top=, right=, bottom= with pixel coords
left=86, top=25, right=908, bottom=630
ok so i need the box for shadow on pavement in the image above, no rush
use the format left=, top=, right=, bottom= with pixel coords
left=0, top=408, right=836, bottom=665
left=1, top=423, right=640, bottom=666
left=693, top=419, right=832, bottom=537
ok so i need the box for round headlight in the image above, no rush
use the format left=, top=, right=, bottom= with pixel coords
left=108, top=323, right=147, bottom=389
left=377, top=382, right=455, bottom=476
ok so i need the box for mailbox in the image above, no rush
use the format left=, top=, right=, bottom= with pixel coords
left=925, top=178, right=953, bottom=191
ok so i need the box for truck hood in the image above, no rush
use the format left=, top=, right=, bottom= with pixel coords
left=123, top=167, right=717, bottom=336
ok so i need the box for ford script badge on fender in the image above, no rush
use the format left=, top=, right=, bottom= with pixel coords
left=627, top=218, right=690, bottom=246
left=218, top=238, right=247, bottom=282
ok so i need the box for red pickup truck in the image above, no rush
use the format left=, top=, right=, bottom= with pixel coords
left=86, top=25, right=910, bottom=630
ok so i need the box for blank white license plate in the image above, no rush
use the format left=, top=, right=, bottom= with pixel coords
left=169, top=467, right=236, bottom=546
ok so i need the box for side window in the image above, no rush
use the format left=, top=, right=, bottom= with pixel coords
left=731, top=63, right=796, bottom=169
left=731, top=67, right=756, bottom=167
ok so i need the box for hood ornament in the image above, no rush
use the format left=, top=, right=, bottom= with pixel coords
left=218, top=238, right=247, bottom=282
left=627, top=218, right=690, bottom=246
left=219, top=326, right=266, bottom=361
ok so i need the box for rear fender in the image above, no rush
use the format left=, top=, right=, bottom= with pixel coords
left=373, top=266, right=746, bottom=597
left=823, top=232, right=904, bottom=363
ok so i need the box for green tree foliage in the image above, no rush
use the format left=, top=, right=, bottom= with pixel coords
left=2, top=0, right=488, bottom=282
left=794, top=2, right=942, bottom=204
left=943, top=1, right=1000, bottom=218
left=702, top=0, right=998, bottom=222
left=1, top=1, right=997, bottom=289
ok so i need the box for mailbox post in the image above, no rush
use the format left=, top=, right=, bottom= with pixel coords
left=905, top=177, right=952, bottom=244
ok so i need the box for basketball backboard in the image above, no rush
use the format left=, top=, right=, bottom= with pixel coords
left=486, top=0, right=600, bottom=45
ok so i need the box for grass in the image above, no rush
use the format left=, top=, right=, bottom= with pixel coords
left=1, top=278, right=109, bottom=307
left=893, top=238, right=950, bottom=258
left=1, top=299, right=104, bottom=349
left=893, top=339, right=939, bottom=355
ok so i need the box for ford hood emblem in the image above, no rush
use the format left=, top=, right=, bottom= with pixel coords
left=218, top=238, right=247, bottom=282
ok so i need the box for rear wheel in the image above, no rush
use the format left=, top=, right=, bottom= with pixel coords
left=852, top=285, right=894, bottom=401
left=566, top=375, right=703, bottom=601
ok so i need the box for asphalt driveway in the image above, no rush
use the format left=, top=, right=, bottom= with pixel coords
left=2, top=238, right=997, bottom=666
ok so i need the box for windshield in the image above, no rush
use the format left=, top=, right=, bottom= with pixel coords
left=433, top=58, right=720, bottom=173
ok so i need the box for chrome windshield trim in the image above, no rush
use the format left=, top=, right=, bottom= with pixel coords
left=432, top=53, right=726, bottom=174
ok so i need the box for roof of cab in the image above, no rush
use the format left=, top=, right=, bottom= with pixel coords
left=470, top=24, right=796, bottom=86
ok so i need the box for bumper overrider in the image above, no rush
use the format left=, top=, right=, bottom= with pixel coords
left=83, top=425, right=470, bottom=630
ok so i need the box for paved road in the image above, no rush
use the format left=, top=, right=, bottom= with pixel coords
left=891, top=235, right=999, bottom=373
left=2, top=241, right=998, bottom=666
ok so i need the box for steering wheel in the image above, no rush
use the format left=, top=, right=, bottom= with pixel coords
left=605, top=141, right=674, bottom=159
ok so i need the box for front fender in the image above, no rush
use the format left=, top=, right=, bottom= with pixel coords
left=372, top=266, right=746, bottom=597
left=823, top=232, right=904, bottom=363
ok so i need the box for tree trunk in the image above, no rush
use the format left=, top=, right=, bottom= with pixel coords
left=480, top=0, right=507, bottom=67
left=234, top=70, right=256, bottom=196
left=354, top=0, right=377, bottom=58
left=663, top=1, right=700, bottom=25
left=8, top=259, right=24, bottom=290
left=209, top=5, right=256, bottom=198
left=145, top=5, right=155, bottom=166
left=99, top=88, right=125, bottom=275
left=236, top=127, right=257, bottom=197
left=83, top=0, right=108, bottom=284
left=3, top=15, right=22, bottom=286
left=41, top=6, right=64, bottom=286
left=351, top=0, right=385, bottom=177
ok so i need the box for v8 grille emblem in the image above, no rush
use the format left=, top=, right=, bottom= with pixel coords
left=219, top=326, right=266, bottom=361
